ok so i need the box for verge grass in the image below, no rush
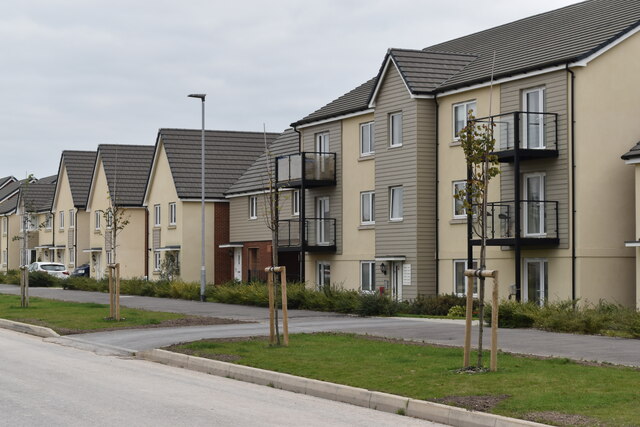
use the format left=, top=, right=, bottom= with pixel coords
left=170, top=333, right=640, bottom=426
left=0, top=294, right=187, bottom=333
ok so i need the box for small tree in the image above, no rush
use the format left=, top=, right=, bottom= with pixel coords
left=160, top=251, right=180, bottom=281
left=13, top=175, right=39, bottom=308
left=455, top=112, right=499, bottom=368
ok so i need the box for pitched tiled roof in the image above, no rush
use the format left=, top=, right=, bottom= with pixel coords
left=621, top=142, right=640, bottom=160
left=226, top=129, right=299, bottom=195
left=292, top=78, right=376, bottom=127
left=60, top=151, right=97, bottom=209
left=0, top=179, right=23, bottom=204
left=98, top=145, right=155, bottom=207
left=0, top=194, right=18, bottom=215
left=157, top=129, right=280, bottom=200
left=0, top=176, right=16, bottom=190
left=20, top=177, right=57, bottom=213
left=423, top=0, right=640, bottom=91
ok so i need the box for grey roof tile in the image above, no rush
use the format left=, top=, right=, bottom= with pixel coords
left=98, top=145, right=155, bottom=207
left=158, top=129, right=280, bottom=200
left=226, top=129, right=299, bottom=195
left=622, top=141, right=640, bottom=160
left=59, top=151, right=97, bottom=209
left=0, top=176, right=16, bottom=190
left=20, top=175, right=58, bottom=213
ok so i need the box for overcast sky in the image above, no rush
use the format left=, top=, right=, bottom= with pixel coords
left=1, top=0, right=581, bottom=179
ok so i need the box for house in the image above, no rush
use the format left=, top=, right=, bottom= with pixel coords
left=621, top=142, right=640, bottom=309
left=278, top=0, right=640, bottom=307
left=143, top=129, right=278, bottom=283
left=86, top=144, right=154, bottom=279
left=0, top=176, right=16, bottom=191
left=51, top=151, right=97, bottom=272
left=0, top=179, right=29, bottom=271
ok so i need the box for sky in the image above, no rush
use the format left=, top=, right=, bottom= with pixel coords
left=1, top=0, right=581, bottom=179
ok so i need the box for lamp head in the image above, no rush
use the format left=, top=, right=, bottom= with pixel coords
left=188, top=93, right=206, bottom=100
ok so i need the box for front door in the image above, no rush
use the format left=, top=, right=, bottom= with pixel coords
left=233, top=248, right=242, bottom=281
left=524, top=173, right=545, bottom=236
left=316, top=197, right=330, bottom=245
left=391, top=261, right=403, bottom=301
left=93, top=253, right=102, bottom=280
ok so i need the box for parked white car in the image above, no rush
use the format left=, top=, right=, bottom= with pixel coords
left=28, top=262, right=70, bottom=279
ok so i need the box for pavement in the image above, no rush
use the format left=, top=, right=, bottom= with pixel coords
left=1, top=284, right=639, bottom=366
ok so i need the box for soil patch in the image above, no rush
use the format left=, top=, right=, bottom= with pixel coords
left=430, top=394, right=509, bottom=412
left=524, top=411, right=605, bottom=426
left=51, top=316, right=249, bottom=335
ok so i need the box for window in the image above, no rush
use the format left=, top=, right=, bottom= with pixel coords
left=454, top=259, right=478, bottom=296
left=44, top=214, right=52, bottom=230
left=106, top=210, right=113, bottom=229
left=361, top=261, right=376, bottom=292
left=94, top=211, right=101, bottom=230
left=69, top=210, right=75, bottom=228
left=249, top=196, right=258, bottom=220
left=523, top=88, right=545, bottom=149
left=360, top=122, right=375, bottom=156
left=453, top=181, right=466, bottom=219
left=315, top=132, right=329, bottom=152
left=69, top=247, right=75, bottom=266
left=389, top=112, right=403, bottom=147
left=169, top=202, right=177, bottom=225
left=2, top=250, right=6, bottom=266
left=524, top=258, right=548, bottom=306
left=106, top=250, right=113, bottom=265
left=524, top=173, right=545, bottom=236
left=360, top=191, right=375, bottom=225
left=1, top=217, right=6, bottom=235
left=154, top=251, right=161, bottom=271
left=453, top=100, right=477, bottom=139
left=154, top=204, right=161, bottom=227
left=292, top=190, right=300, bottom=216
left=21, top=214, right=36, bottom=232
left=317, top=261, right=330, bottom=290
left=389, top=186, right=403, bottom=221
left=59, top=211, right=64, bottom=230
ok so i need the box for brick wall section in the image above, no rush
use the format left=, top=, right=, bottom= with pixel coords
left=213, top=202, right=232, bottom=284
left=241, top=241, right=272, bottom=282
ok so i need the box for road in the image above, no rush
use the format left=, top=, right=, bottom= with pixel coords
left=0, top=329, right=445, bottom=427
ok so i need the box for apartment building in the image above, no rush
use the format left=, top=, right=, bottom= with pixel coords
left=143, top=129, right=278, bottom=283
left=86, top=144, right=154, bottom=279
left=51, top=151, right=97, bottom=272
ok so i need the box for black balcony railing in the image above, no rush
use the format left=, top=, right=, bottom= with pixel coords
left=278, top=218, right=336, bottom=252
left=276, top=152, right=336, bottom=187
left=471, top=200, right=559, bottom=246
left=473, top=112, right=558, bottom=162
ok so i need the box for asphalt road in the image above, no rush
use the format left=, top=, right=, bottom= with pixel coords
left=2, top=284, right=640, bottom=367
left=0, top=329, right=445, bottom=427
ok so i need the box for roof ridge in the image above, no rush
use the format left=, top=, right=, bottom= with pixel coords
left=159, top=128, right=281, bottom=135
left=392, top=47, right=477, bottom=58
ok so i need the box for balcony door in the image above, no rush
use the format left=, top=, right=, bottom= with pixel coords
left=524, top=173, right=545, bottom=236
left=316, top=197, right=330, bottom=245
left=523, top=88, right=545, bottom=149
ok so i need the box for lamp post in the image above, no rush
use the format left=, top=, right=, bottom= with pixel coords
left=188, top=93, right=206, bottom=302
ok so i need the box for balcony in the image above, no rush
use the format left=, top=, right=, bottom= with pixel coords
left=277, top=218, right=336, bottom=252
left=276, top=152, right=336, bottom=188
left=470, top=200, right=559, bottom=247
left=474, top=112, right=558, bottom=163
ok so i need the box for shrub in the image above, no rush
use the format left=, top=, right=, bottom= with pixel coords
left=120, top=277, right=156, bottom=296
left=447, top=305, right=466, bottom=318
left=406, top=294, right=475, bottom=316
left=169, top=281, right=200, bottom=300
left=355, top=293, right=400, bottom=317
left=28, top=272, right=62, bottom=288
left=0, top=270, right=21, bottom=285
left=485, top=301, right=537, bottom=328
left=65, top=276, right=108, bottom=292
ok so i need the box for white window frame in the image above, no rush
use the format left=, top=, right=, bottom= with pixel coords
left=452, top=181, right=467, bottom=219
left=389, top=112, right=403, bottom=147
left=317, top=261, right=330, bottom=290
left=360, top=121, right=375, bottom=156
left=249, top=196, right=258, bottom=220
left=453, top=100, right=477, bottom=140
left=1, top=217, right=6, bottom=235
left=154, top=251, right=161, bottom=272
left=94, top=211, right=101, bottom=231
left=169, top=202, right=177, bottom=225
left=315, top=132, right=329, bottom=152
left=69, top=247, right=75, bottom=267
left=454, top=259, right=478, bottom=297
left=523, top=172, right=546, bottom=237
left=360, top=191, right=375, bottom=225
left=44, top=214, right=52, bottom=230
left=69, top=209, right=75, bottom=229
left=389, top=186, right=403, bottom=221
left=154, top=204, right=161, bottom=227
left=522, top=87, right=545, bottom=149
left=106, top=210, right=113, bottom=230
left=2, top=249, right=7, bottom=266
left=106, top=250, right=113, bottom=265
left=360, top=261, right=376, bottom=292
left=292, top=190, right=300, bottom=216
left=59, top=211, right=64, bottom=230
left=524, top=258, right=548, bottom=306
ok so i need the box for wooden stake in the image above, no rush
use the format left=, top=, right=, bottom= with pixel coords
left=280, top=267, right=289, bottom=346
left=108, top=265, right=114, bottom=318
left=115, top=263, right=121, bottom=321
left=463, top=279, right=473, bottom=367
left=267, top=270, right=275, bottom=345
left=490, top=271, right=499, bottom=372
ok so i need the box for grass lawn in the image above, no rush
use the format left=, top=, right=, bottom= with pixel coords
left=0, top=294, right=209, bottom=334
left=169, top=333, right=640, bottom=426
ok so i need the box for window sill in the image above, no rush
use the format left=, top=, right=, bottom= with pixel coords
left=358, top=155, right=375, bottom=162
left=449, top=140, right=462, bottom=147
left=450, top=218, right=468, bottom=224
left=168, top=224, right=177, bottom=229
left=388, top=144, right=403, bottom=150
left=389, top=218, right=404, bottom=223
left=249, top=217, right=258, bottom=221
left=358, top=224, right=375, bottom=230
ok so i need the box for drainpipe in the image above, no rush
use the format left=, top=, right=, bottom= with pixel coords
left=434, top=95, right=440, bottom=294
left=566, top=64, right=576, bottom=301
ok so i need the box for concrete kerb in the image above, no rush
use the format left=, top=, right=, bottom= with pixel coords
left=138, top=349, right=549, bottom=427
left=0, top=318, right=60, bottom=338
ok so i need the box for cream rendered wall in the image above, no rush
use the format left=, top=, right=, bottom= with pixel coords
left=306, top=113, right=375, bottom=290
left=181, top=201, right=216, bottom=283
left=36, top=211, right=54, bottom=262
left=87, top=160, right=146, bottom=279
left=573, top=33, right=640, bottom=306
left=635, top=166, right=640, bottom=308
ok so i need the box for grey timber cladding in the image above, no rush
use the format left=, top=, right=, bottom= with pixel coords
left=499, top=71, right=569, bottom=248
left=229, top=192, right=294, bottom=242
left=98, top=145, right=155, bottom=207
left=61, top=151, right=97, bottom=209
left=423, top=0, right=640, bottom=91
left=621, top=141, right=640, bottom=160
left=226, top=129, right=299, bottom=195
left=158, top=129, right=279, bottom=200
left=293, top=78, right=376, bottom=126
left=373, top=65, right=437, bottom=298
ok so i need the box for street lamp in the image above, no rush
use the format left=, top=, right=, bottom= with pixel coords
left=188, top=93, right=206, bottom=302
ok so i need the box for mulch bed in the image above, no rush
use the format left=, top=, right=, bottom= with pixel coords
left=524, top=411, right=605, bottom=426
left=430, top=394, right=509, bottom=412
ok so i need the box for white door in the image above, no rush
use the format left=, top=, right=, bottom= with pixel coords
left=233, top=248, right=242, bottom=281
left=94, top=253, right=102, bottom=280
left=524, top=259, right=547, bottom=306
left=523, top=88, right=545, bottom=149
left=315, top=132, right=329, bottom=152
left=391, top=262, right=403, bottom=301
left=316, top=197, right=330, bottom=245
left=524, top=173, right=545, bottom=236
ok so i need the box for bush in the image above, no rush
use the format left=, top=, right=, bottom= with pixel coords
left=0, top=270, right=21, bottom=285
left=28, top=272, right=62, bottom=287
left=355, top=293, right=400, bottom=317
left=65, top=276, right=108, bottom=292
left=447, top=305, right=466, bottom=318
left=485, top=300, right=537, bottom=328
left=405, top=294, right=476, bottom=316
